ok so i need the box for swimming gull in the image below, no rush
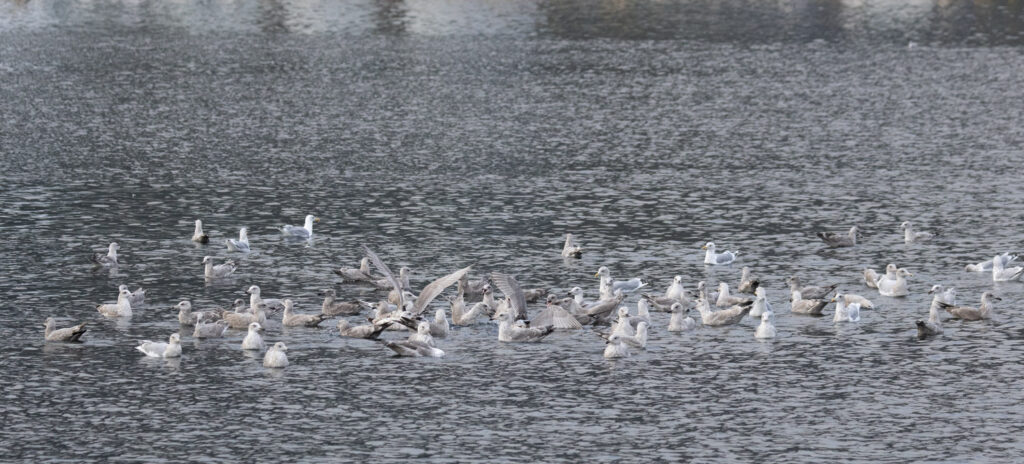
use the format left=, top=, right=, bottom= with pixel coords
left=863, top=268, right=881, bottom=288
left=568, top=286, right=590, bottom=307
left=337, top=317, right=396, bottom=339
left=319, top=289, right=365, bottom=317
left=191, top=219, right=209, bottom=244
left=91, top=242, right=119, bottom=268
left=603, top=334, right=631, bottom=359
left=118, top=285, right=145, bottom=307
left=282, top=299, right=331, bottom=327
left=247, top=285, right=285, bottom=312
left=991, top=253, right=1024, bottom=282
left=927, top=285, right=956, bottom=305
left=193, top=320, right=229, bottom=338
left=561, top=233, right=583, bottom=258
left=450, top=294, right=492, bottom=326
left=334, top=257, right=377, bottom=283
left=610, top=306, right=635, bottom=338
left=695, top=297, right=751, bottom=326
left=816, top=225, right=860, bottom=248
left=737, top=267, right=760, bottom=294
left=789, top=290, right=828, bottom=316
left=785, top=276, right=837, bottom=301
left=965, top=252, right=1018, bottom=272
left=496, top=312, right=554, bottom=342
left=832, top=295, right=861, bottom=323
left=668, top=303, right=697, bottom=332
left=226, top=227, right=250, bottom=252
left=595, top=267, right=647, bottom=295
left=203, top=256, right=237, bottom=279
left=43, top=317, right=87, bottom=342
left=876, top=267, right=912, bottom=297
left=900, top=221, right=935, bottom=244
left=241, top=322, right=266, bottom=350
left=491, top=272, right=531, bottom=321
left=224, top=303, right=268, bottom=329
left=136, top=333, right=181, bottom=358
left=174, top=300, right=221, bottom=325
left=665, top=275, right=688, bottom=301
left=281, top=214, right=319, bottom=239
left=702, top=242, right=738, bottom=265
left=97, top=289, right=133, bottom=318
left=750, top=287, right=773, bottom=317
left=940, top=292, right=999, bottom=321
left=531, top=295, right=582, bottom=330
left=715, top=282, right=752, bottom=307
left=754, top=312, right=777, bottom=339
left=916, top=292, right=945, bottom=340
left=428, top=308, right=450, bottom=338
left=382, top=322, right=445, bottom=357
left=577, top=290, right=626, bottom=325
left=263, top=342, right=289, bottom=368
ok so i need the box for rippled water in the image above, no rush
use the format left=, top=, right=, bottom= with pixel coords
left=3, top=1, right=1024, bottom=462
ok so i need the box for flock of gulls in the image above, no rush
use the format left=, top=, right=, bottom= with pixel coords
left=41, top=216, right=1020, bottom=366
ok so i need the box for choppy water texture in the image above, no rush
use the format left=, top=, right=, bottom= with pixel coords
left=3, top=1, right=1024, bottom=462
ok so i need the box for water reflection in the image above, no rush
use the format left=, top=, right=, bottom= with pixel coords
left=1, top=0, right=1023, bottom=44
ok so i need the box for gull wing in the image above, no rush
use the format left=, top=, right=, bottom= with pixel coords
left=362, top=245, right=404, bottom=307
left=412, top=265, right=473, bottom=315
left=491, top=272, right=527, bottom=320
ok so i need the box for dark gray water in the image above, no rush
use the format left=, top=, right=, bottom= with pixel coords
left=3, top=1, right=1024, bottom=462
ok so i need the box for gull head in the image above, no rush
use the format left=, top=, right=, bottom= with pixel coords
left=569, top=286, right=583, bottom=296
left=202, top=256, right=212, bottom=264
left=175, top=300, right=192, bottom=311
left=274, top=342, right=288, bottom=351
left=247, top=285, right=260, bottom=295
left=897, top=268, right=913, bottom=277
left=545, top=294, right=559, bottom=305
left=755, top=287, right=766, bottom=298
left=282, top=299, right=294, bottom=311
left=320, top=289, right=337, bottom=297
left=831, top=293, right=843, bottom=303
left=109, top=242, right=120, bottom=251
left=673, top=275, right=683, bottom=284
left=617, top=306, right=630, bottom=318
left=885, top=263, right=898, bottom=273
left=417, top=321, right=431, bottom=334
left=928, top=285, right=943, bottom=294
left=900, top=221, right=910, bottom=230
left=169, top=333, right=181, bottom=344
left=669, top=302, right=683, bottom=313
left=249, top=322, right=264, bottom=333
left=761, top=312, right=772, bottom=323
left=44, top=317, right=55, bottom=329
left=702, top=242, right=715, bottom=251
left=718, top=282, right=728, bottom=292
left=481, top=284, right=492, bottom=295
left=982, top=292, right=1001, bottom=302
left=594, top=266, right=610, bottom=278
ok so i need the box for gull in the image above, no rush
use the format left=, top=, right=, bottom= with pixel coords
left=595, top=267, right=647, bottom=296
left=191, top=219, right=209, bottom=244
left=559, top=297, right=584, bottom=315
left=491, top=272, right=532, bottom=321
left=43, top=318, right=87, bottom=342
left=174, top=300, right=221, bottom=325
left=832, top=295, right=861, bottom=322
left=877, top=267, right=912, bottom=297
left=790, top=290, right=828, bottom=316
left=263, top=342, right=289, bottom=368
left=927, top=285, right=956, bottom=305
left=642, top=277, right=692, bottom=311
left=241, top=322, right=266, bottom=350
left=702, top=242, right=738, bottom=265
left=203, top=256, right=236, bottom=279
left=496, top=312, right=554, bottom=342
left=118, top=285, right=145, bottom=307
left=337, top=317, right=397, bottom=339
left=863, top=268, right=881, bottom=289
left=382, top=322, right=445, bottom=357
left=193, top=320, right=229, bottom=338
left=428, top=308, right=450, bottom=338
left=136, top=334, right=181, bottom=358
left=568, top=286, right=590, bottom=307
left=450, top=294, right=492, bottom=326
left=334, top=257, right=376, bottom=283
left=694, top=297, right=751, bottom=326
left=319, top=289, right=365, bottom=317
left=248, top=285, right=285, bottom=312
left=226, top=227, right=250, bottom=252
left=282, top=299, right=331, bottom=327
left=561, top=233, right=583, bottom=258
left=223, top=303, right=268, bottom=329
left=785, top=277, right=837, bottom=301
left=576, top=290, right=626, bottom=325
left=901, top=221, right=935, bottom=244
left=668, top=303, right=697, bottom=332
left=816, top=225, right=860, bottom=248
left=531, top=295, right=582, bottom=330
left=91, top=242, right=119, bottom=268
left=750, top=287, right=773, bottom=317
left=457, top=274, right=490, bottom=301
left=965, top=252, right=1018, bottom=272
left=603, top=334, right=631, bottom=359
left=716, top=282, right=752, bottom=307
left=737, top=267, right=760, bottom=294
left=618, top=321, right=649, bottom=349
left=755, top=312, right=777, bottom=339
left=666, top=275, right=688, bottom=300
left=992, top=254, right=1024, bottom=282
left=363, top=245, right=471, bottom=317
left=940, top=292, right=999, bottom=321
left=281, top=214, right=319, bottom=239
left=610, top=306, right=635, bottom=338
left=916, top=292, right=945, bottom=340
left=97, top=289, right=132, bottom=318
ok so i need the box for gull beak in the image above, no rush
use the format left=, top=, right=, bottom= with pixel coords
left=594, top=272, right=600, bottom=277
left=701, top=245, right=707, bottom=249
left=927, top=288, right=934, bottom=294
left=830, top=296, right=836, bottom=302
left=314, top=217, right=321, bottom=223
left=993, top=296, right=1003, bottom=301
left=906, top=272, right=914, bottom=276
